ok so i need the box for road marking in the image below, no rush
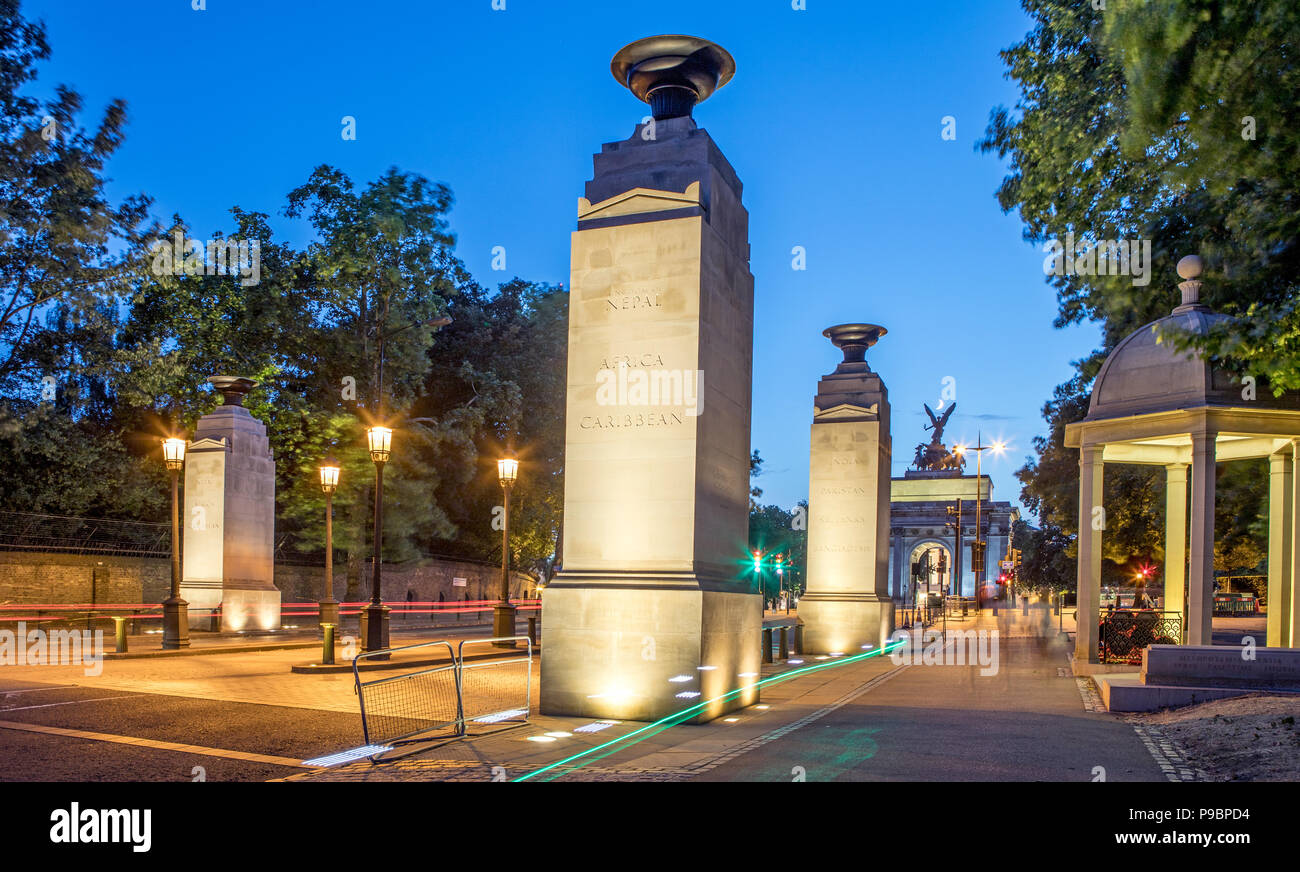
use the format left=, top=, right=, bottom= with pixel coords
left=1, top=685, right=76, bottom=696
left=2, top=696, right=131, bottom=712
left=0, top=720, right=317, bottom=768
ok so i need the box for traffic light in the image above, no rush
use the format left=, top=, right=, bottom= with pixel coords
left=752, top=551, right=762, bottom=572
left=972, top=541, right=986, bottom=573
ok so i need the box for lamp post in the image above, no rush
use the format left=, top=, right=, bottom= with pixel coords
left=953, top=435, right=1006, bottom=612
left=161, top=437, right=190, bottom=649
left=362, top=426, right=392, bottom=653
left=493, top=452, right=519, bottom=647
left=318, top=457, right=341, bottom=631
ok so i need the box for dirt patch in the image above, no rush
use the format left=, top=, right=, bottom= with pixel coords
left=1130, top=694, right=1300, bottom=781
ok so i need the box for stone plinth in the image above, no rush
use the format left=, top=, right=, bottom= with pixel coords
left=800, top=325, right=893, bottom=653
left=180, top=387, right=280, bottom=631
left=1142, top=644, right=1300, bottom=690
left=541, top=107, right=761, bottom=722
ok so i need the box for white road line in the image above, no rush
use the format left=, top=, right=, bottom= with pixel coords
left=0, top=685, right=76, bottom=696
left=1, top=695, right=132, bottom=712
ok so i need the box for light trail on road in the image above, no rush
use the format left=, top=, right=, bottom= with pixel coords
left=513, top=639, right=907, bottom=782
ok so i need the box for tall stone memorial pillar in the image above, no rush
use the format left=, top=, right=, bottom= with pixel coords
left=180, top=376, right=281, bottom=632
left=801, top=325, right=894, bottom=653
left=541, top=36, right=762, bottom=722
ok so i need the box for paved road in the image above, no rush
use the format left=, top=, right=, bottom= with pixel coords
left=0, top=626, right=502, bottom=781
left=692, top=616, right=1167, bottom=782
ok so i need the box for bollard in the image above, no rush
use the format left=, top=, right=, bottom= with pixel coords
left=762, top=628, right=773, bottom=663
left=778, top=626, right=789, bottom=659
left=527, top=615, right=538, bottom=646
left=794, top=623, right=804, bottom=654
left=112, top=616, right=128, bottom=653
left=321, top=623, right=336, bottom=665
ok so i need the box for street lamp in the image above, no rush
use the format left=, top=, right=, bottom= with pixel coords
left=953, top=435, right=1006, bottom=612
left=161, top=436, right=189, bottom=649
left=493, top=452, right=519, bottom=647
left=318, top=457, right=341, bottom=631
left=362, top=426, right=392, bottom=653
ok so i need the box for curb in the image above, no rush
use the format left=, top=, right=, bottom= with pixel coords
left=289, top=645, right=539, bottom=674
left=102, top=621, right=494, bottom=660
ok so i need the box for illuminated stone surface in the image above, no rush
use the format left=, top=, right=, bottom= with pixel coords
left=180, top=399, right=280, bottom=631
left=799, top=329, right=894, bottom=653
left=541, top=113, right=761, bottom=722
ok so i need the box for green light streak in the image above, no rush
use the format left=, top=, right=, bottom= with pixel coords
left=512, top=638, right=907, bottom=782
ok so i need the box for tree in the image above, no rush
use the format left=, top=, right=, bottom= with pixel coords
left=0, top=0, right=150, bottom=389
left=982, top=0, right=1292, bottom=573
left=749, top=501, right=807, bottom=602
left=416, top=277, right=568, bottom=579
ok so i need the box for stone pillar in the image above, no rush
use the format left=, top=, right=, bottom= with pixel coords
left=540, top=37, right=760, bottom=723
left=1164, top=463, right=1188, bottom=641
left=1267, top=451, right=1292, bottom=648
left=1075, top=445, right=1103, bottom=662
left=800, top=324, right=892, bottom=654
left=1187, top=430, right=1216, bottom=646
left=180, top=376, right=280, bottom=631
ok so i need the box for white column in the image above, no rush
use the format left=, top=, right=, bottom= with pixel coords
left=1187, top=431, right=1217, bottom=646
left=1290, top=442, right=1300, bottom=648
left=1267, top=451, right=1292, bottom=648
left=1075, top=445, right=1103, bottom=662
left=1164, top=464, right=1188, bottom=641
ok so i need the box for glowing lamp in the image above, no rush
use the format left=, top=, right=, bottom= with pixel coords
left=366, top=426, right=392, bottom=463
left=319, top=457, right=341, bottom=494
left=162, top=437, right=187, bottom=471
left=497, top=454, right=519, bottom=487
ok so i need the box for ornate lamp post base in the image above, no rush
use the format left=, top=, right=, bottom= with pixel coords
left=161, top=596, right=190, bottom=650
left=493, top=602, right=517, bottom=647
left=360, top=603, right=390, bottom=657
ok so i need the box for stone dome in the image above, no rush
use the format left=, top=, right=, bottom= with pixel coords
left=1085, top=257, right=1296, bottom=420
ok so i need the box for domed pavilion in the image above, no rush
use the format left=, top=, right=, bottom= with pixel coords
left=1064, top=256, right=1300, bottom=665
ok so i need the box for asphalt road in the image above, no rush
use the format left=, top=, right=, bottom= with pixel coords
left=0, top=681, right=360, bottom=781
left=0, top=624, right=504, bottom=782
left=692, top=631, right=1167, bottom=782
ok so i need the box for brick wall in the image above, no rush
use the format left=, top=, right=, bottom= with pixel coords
left=0, top=551, right=537, bottom=606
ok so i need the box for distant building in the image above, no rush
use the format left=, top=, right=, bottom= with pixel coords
left=888, top=470, right=1018, bottom=602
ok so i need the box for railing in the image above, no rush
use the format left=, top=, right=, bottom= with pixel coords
left=353, top=636, right=533, bottom=757
left=0, top=510, right=169, bottom=556
left=0, top=599, right=540, bottom=633
left=1099, top=610, right=1182, bottom=665
left=945, top=595, right=977, bottom=616
left=895, top=603, right=938, bottom=629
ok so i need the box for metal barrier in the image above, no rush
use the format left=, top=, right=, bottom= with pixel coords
left=354, top=640, right=459, bottom=747
left=353, top=636, right=533, bottom=754
left=457, top=636, right=533, bottom=734
left=1099, top=610, right=1182, bottom=664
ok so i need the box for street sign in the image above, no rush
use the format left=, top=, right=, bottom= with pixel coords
left=453, top=577, right=467, bottom=587
left=1001, top=560, right=1013, bottom=570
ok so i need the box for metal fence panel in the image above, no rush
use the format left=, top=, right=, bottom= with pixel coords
left=354, top=641, right=459, bottom=746
left=351, top=636, right=534, bottom=753
left=457, top=637, right=533, bottom=733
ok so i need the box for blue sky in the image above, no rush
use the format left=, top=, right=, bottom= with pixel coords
left=30, top=0, right=1103, bottom=519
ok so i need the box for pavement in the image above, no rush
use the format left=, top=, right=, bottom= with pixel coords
left=0, top=602, right=1240, bottom=782
left=277, top=604, right=1172, bottom=782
